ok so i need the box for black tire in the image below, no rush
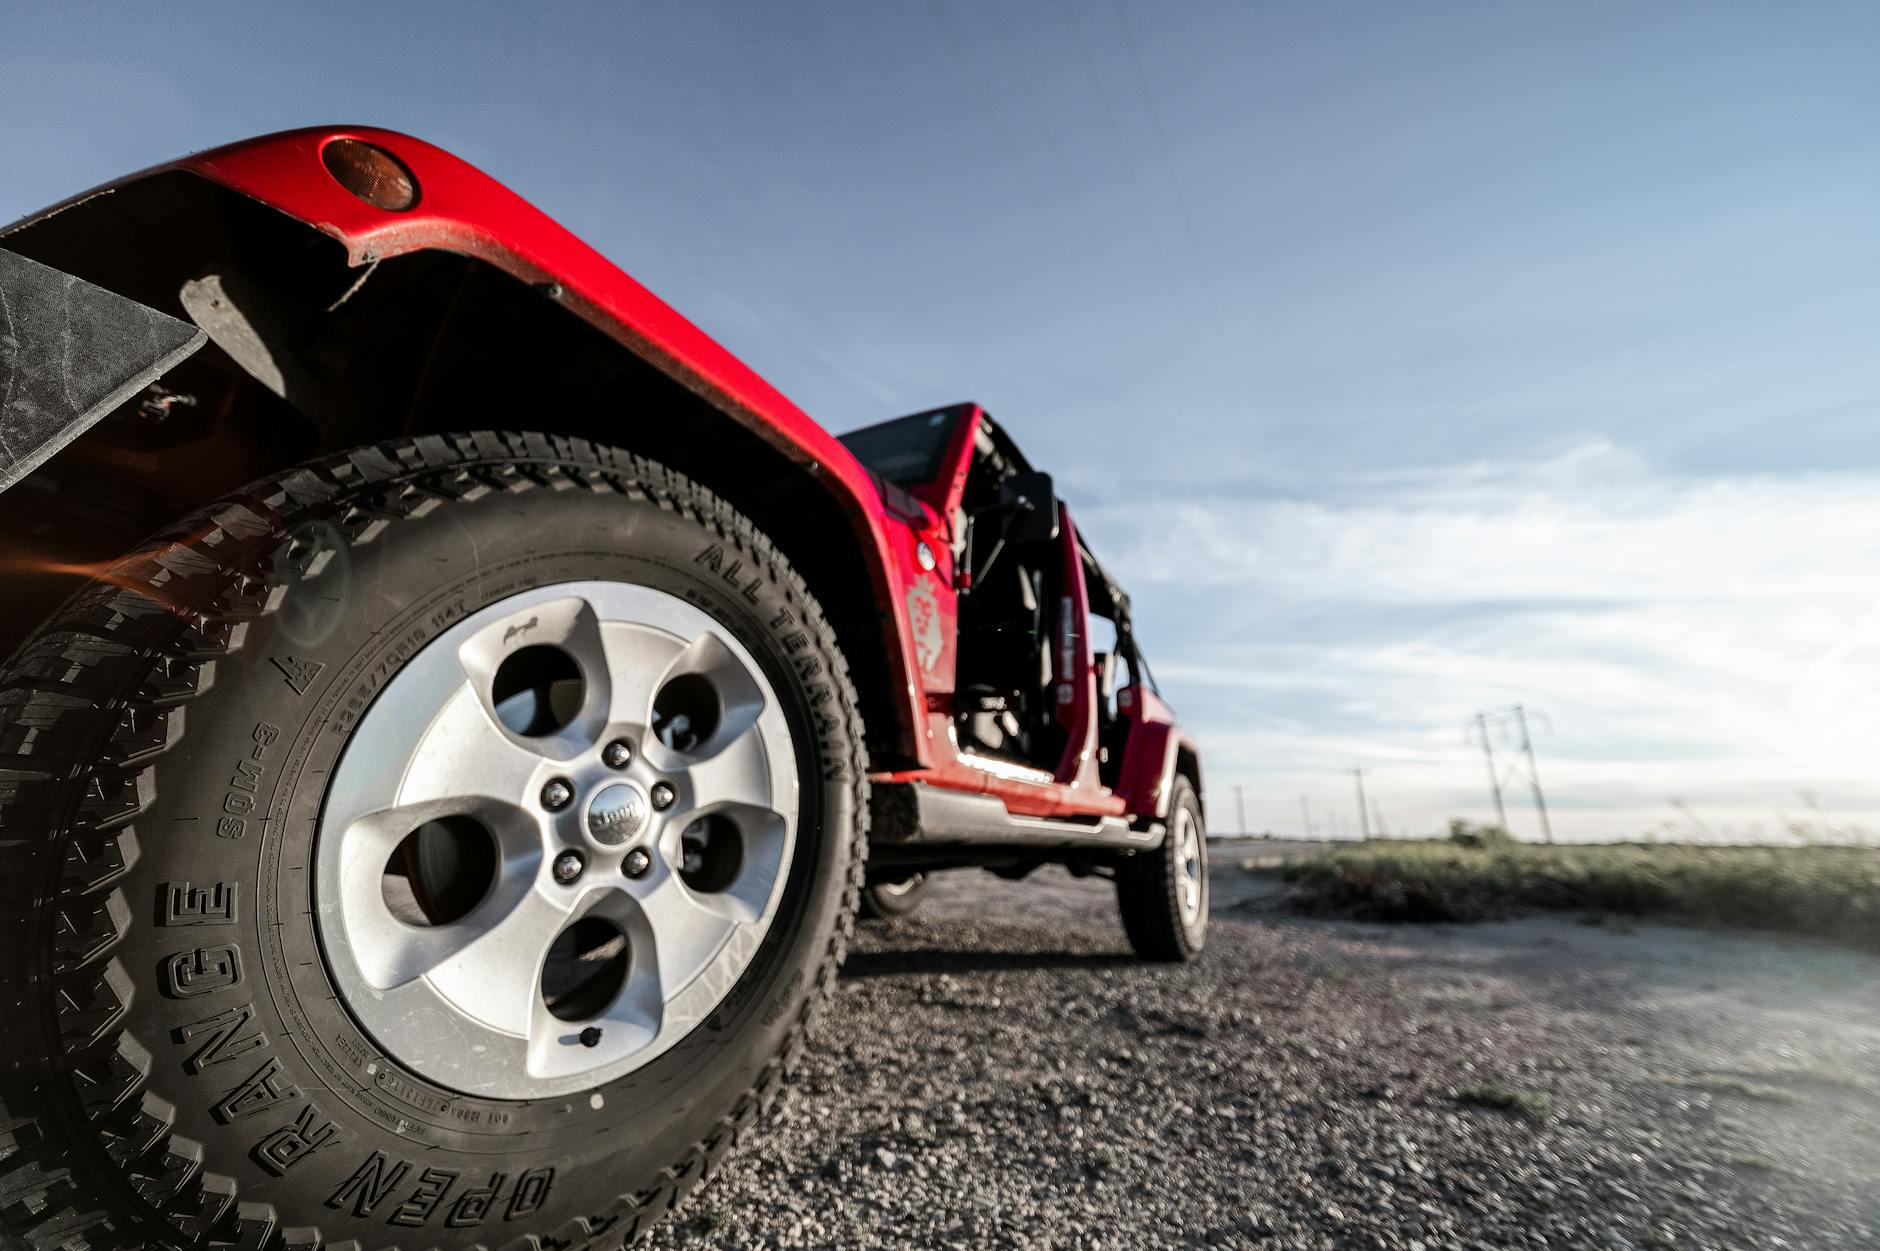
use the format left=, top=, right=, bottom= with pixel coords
left=0, top=432, right=867, bottom=1251
left=858, top=872, right=931, bottom=920
left=1116, top=775, right=1208, bottom=961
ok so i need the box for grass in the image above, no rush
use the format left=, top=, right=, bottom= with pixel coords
left=1282, top=824, right=1880, bottom=952
left=1453, top=1082, right=1554, bottom=1122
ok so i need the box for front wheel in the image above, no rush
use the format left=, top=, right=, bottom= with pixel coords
left=1116, top=775, right=1208, bottom=961
left=0, top=433, right=866, bottom=1251
left=859, top=871, right=931, bottom=919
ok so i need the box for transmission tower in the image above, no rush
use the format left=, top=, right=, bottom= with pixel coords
left=1468, top=704, right=1554, bottom=842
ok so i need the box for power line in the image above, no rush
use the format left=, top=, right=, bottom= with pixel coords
left=1110, top=0, right=1231, bottom=348
left=1058, top=0, right=1205, bottom=345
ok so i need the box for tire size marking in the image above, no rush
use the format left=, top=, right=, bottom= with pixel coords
left=327, top=1031, right=509, bottom=1127
left=370, top=1065, right=450, bottom=1117
left=327, top=1153, right=554, bottom=1229
left=331, top=609, right=460, bottom=739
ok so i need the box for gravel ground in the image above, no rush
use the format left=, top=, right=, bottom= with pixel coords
left=646, top=861, right=1880, bottom=1250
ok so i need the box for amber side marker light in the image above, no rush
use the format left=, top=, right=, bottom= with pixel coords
left=321, top=138, right=419, bottom=211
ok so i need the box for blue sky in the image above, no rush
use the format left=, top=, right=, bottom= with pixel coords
left=6, top=2, right=1879, bottom=839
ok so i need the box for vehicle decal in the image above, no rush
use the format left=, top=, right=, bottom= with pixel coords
left=907, top=582, right=943, bottom=674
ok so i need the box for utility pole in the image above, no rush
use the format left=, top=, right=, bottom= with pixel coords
left=1299, top=795, right=1315, bottom=839
left=1351, top=768, right=1371, bottom=839
left=1512, top=703, right=1553, bottom=844
left=1473, top=711, right=1508, bottom=830
left=1233, top=785, right=1247, bottom=836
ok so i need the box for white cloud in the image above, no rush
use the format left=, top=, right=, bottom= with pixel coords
left=1079, top=444, right=1880, bottom=841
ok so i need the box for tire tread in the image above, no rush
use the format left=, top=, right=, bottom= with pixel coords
left=0, top=432, right=867, bottom=1251
left=1116, top=775, right=1206, bottom=962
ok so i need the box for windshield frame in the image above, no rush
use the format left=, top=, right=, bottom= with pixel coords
left=838, top=406, right=963, bottom=489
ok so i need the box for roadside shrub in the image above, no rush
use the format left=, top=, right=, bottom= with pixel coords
left=1282, top=837, right=1880, bottom=952
left=1447, top=819, right=1516, bottom=849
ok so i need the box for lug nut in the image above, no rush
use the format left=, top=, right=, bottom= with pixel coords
left=602, top=738, right=634, bottom=769
left=553, top=850, right=585, bottom=884
left=541, top=778, right=574, bottom=811
left=650, top=781, right=676, bottom=811
left=622, top=847, right=652, bottom=878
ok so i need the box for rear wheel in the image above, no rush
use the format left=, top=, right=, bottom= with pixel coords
left=859, top=872, right=931, bottom=919
left=0, top=433, right=866, bottom=1250
left=1116, top=776, right=1208, bottom=961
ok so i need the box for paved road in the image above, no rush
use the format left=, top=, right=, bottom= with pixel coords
left=645, top=864, right=1880, bottom=1250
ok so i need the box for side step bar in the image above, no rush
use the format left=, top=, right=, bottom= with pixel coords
left=871, top=781, right=1163, bottom=852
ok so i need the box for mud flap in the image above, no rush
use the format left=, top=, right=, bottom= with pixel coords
left=0, top=247, right=205, bottom=494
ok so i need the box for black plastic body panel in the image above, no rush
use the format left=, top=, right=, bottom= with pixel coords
left=0, top=247, right=204, bottom=494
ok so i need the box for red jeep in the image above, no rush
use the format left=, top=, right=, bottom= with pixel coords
left=0, top=129, right=1206, bottom=1251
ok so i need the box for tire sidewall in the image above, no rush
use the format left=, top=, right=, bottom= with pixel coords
left=1168, top=778, right=1209, bottom=954
left=861, top=871, right=930, bottom=919
left=106, top=453, right=859, bottom=1246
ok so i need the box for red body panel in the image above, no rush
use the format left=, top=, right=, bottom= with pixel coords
left=1114, top=687, right=1191, bottom=822
left=867, top=404, right=1189, bottom=822
left=176, top=126, right=933, bottom=767
left=32, top=126, right=1194, bottom=825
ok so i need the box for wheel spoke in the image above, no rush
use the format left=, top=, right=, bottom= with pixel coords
left=713, top=806, right=790, bottom=922
left=675, top=715, right=780, bottom=816
left=457, top=595, right=613, bottom=760
left=627, top=864, right=742, bottom=993
left=422, top=883, right=582, bottom=1037
left=524, top=892, right=663, bottom=1081
left=330, top=798, right=542, bottom=993
left=398, top=684, right=548, bottom=808
left=640, top=630, right=768, bottom=770
left=596, top=622, right=689, bottom=737
left=325, top=801, right=537, bottom=985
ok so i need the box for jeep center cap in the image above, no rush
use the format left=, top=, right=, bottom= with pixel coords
left=586, top=782, right=648, bottom=846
